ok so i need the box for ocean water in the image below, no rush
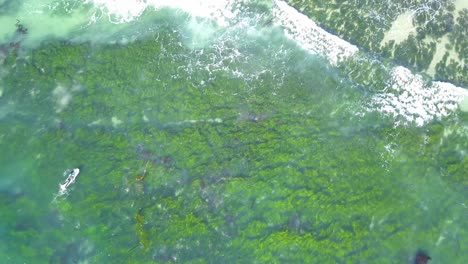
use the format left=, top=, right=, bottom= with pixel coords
left=0, top=0, right=467, bottom=263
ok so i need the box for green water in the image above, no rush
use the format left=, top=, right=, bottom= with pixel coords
left=0, top=1, right=467, bottom=263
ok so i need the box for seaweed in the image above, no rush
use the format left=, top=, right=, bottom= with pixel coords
left=1, top=15, right=466, bottom=262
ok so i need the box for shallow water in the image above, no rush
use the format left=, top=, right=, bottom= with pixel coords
left=0, top=0, right=467, bottom=263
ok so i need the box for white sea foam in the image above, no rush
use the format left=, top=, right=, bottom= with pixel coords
left=371, top=67, right=468, bottom=126
left=111, top=116, right=123, bottom=127
left=52, top=84, right=73, bottom=113
left=167, top=117, right=223, bottom=126
left=63, top=0, right=468, bottom=126
left=85, top=0, right=147, bottom=23
left=271, top=0, right=359, bottom=65
left=269, top=0, right=467, bottom=126
left=52, top=83, right=83, bottom=113
left=87, top=0, right=238, bottom=25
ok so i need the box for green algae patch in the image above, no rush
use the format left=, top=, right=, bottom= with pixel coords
left=1, top=16, right=467, bottom=263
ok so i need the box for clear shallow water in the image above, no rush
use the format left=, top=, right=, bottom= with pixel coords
left=0, top=0, right=467, bottom=263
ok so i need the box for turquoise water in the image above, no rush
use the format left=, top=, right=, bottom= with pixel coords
left=0, top=1, right=467, bottom=263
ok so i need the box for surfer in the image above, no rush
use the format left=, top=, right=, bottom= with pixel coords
left=51, top=168, right=80, bottom=202
left=59, top=168, right=80, bottom=193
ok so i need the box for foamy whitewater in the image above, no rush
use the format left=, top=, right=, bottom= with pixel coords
left=84, top=0, right=467, bottom=127
left=272, top=0, right=359, bottom=65
left=0, top=0, right=449, bottom=127
left=373, top=67, right=468, bottom=126
left=269, top=1, right=468, bottom=126
left=87, top=0, right=238, bottom=25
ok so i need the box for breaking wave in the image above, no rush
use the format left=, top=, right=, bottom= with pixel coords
left=269, top=0, right=467, bottom=126
left=85, top=0, right=467, bottom=126
left=3, top=0, right=467, bottom=126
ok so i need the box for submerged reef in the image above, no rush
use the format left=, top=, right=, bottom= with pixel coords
left=0, top=14, right=466, bottom=263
